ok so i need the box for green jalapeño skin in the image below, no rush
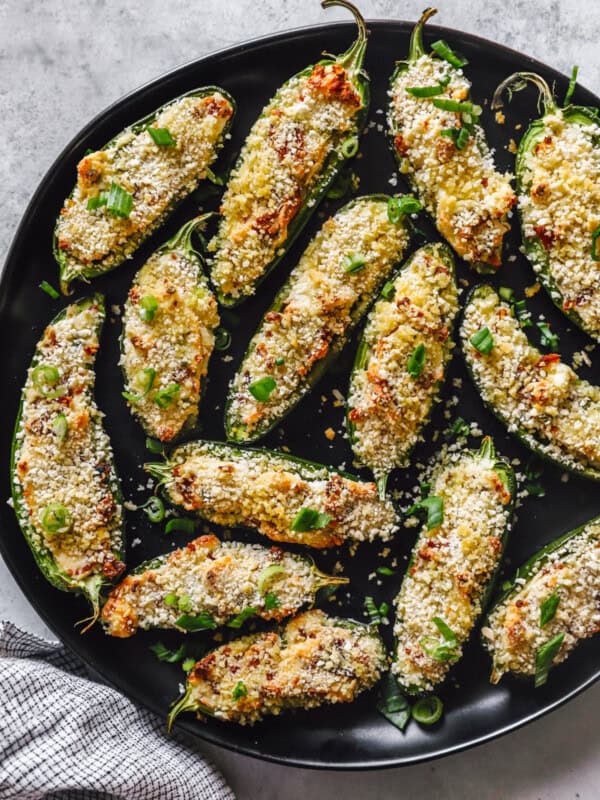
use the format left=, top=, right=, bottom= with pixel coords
left=493, top=70, right=600, bottom=340
left=208, top=0, right=371, bottom=305
left=54, top=87, right=235, bottom=293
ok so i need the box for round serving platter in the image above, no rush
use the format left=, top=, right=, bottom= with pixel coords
left=1, top=17, right=599, bottom=770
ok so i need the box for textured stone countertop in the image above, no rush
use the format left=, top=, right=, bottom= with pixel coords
left=1, top=1, right=599, bottom=798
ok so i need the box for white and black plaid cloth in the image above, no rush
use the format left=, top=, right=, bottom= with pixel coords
left=0, top=621, right=235, bottom=800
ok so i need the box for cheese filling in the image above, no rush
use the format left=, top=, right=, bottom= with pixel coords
left=13, top=300, right=123, bottom=583
left=348, top=243, right=458, bottom=478
left=227, top=198, right=409, bottom=437
left=160, top=445, right=399, bottom=548
left=462, top=288, right=600, bottom=473
left=209, top=63, right=363, bottom=300
left=388, top=55, right=515, bottom=267
left=184, top=610, right=386, bottom=725
left=484, top=523, right=600, bottom=681
left=393, top=448, right=512, bottom=692
left=519, top=111, right=600, bottom=336
left=56, top=93, right=233, bottom=277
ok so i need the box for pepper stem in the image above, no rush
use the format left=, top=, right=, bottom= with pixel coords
left=322, top=0, right=368, bottom=76
left=478, top=435, right=496, bottom=462
left=491, top=72, right=557, bottom=115
left=161, top=213, right=213, bottom=256
left=409, top=7, right=438, bottom=61
left=167, top=686, right=199, bottom=733
left=75, top=574, right=104, bottom=633
left=313, top=569, right=350, bottom=590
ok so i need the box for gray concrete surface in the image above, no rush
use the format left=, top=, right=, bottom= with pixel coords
left=1, top=1, right=599, bottom=797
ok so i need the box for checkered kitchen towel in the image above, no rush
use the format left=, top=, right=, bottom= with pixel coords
left=0, top=621, right=235, bottom=800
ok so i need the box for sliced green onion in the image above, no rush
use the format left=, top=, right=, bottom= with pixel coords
left=431, top=39, right=468, bottom=68
left=445, top=416, right=469, bottom=441
left=514, top=299, right=532, bottom=328
left=139, top=295, right=158, bottom=322
left=175, top=612, right=217, bottom=632
left=564, top=65, right=579, bottom=106
left=39, top=280, right=60, bottom=299
left=376, top=673, right=411, bottom=731
left=499, top=286, right=514, bottom=302
left=142, top=496, right=165, bottom=524
left=291, top=507, right=332, bottom=532
left=377, top=566, right=396, bottom=576
left=86, top=192, right=108, bottom=211
left=540, top=591, right=560, bottom=627
left=164, top=592, right=178, bottom=607
left=591, top=225, right=600, bottom=262
left=537, top=321, right=559, bottom=350
left=122, top=367, right=156, bottom=404
left=406, top=495, right=444, bottom=530
left=381, top=281, right=396, bottom=301
left=145, top=437, right=164, bottom=453
left=165, top=517, right=196, bottom=535
left=150, top=641, right=185, bottom=663
left=232, top=680, right=248, bottom=700
left=412, top=695, right=443, bottom=725
left=41, top=503, right=72, bottom=536
left=177, top=594, right=193, bottom=612
left=263, top=592, right=280, bottom=610
left=257, top=564, right=286, bottom=594
left=364, top=596, right=389, bottom=625
left=535, top=632, right=564, bottom=687
left=433, top=616, right=458, bottom=645
left=147, top=126, right=176, bottom=146
left=387, top=195, right=422, bottom=223
left=248, top=376, right=276, bottom=402
left=227, top=607, right=257, bottom=629
left=214, top=327, right=231, bottom=351
left=106, top=181, right=133, bottom=218
left=454, top=126, right=471, bottom=149
left=470, top=326, right=494, bottom=355
left=182, top=657, right=196, bottom=672
left=407, top=343, right=426, bottom=379
left=406, top=84, right=445, bottom=98
left=52, top=413, right=68, bottom=442
left=343, top=253, right=366, bottom=273
left=275, top=357, right=285, bottom=366
left=341, top=136, right=359, bottom=158
left=433, top=98, right=482, bottom=116
left=32, top=365, right=63, bottom=398
left=154, top=383, right=180, bottom=409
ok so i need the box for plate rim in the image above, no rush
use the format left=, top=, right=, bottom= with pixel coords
left=1, top=16, right=599, bottom=771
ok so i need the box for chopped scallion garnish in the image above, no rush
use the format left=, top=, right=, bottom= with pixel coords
left=341, top=136, right=359, bottom=158
left=263, top=592, right=280, bottom=611
left=291, top=507, right=332, bottom=532
left=165, top=517, right=196, bottom=535
left=433, top=98, right=482, bottom=116
left=275, top=357, right=285, bottom=366
left=343, top=253, right=366, bottom=273
left=139, top=295, right=158, bottom=322
left=248, top=376, right=276, bottom=402
left=41, top=503, right=72, bottom=536
left=407, top=342, right=426, bottom=379
left=376, top=566, right=396, bottom=576
left=445, top=416, right=469, bottom=441
left=381, top=281, right=396, bottom=301
left=141, top=496, right=165, bottom=523
left=406, top=495, right=444, bottom=530
left=540, top=591, right=560, bottom=627
left=182, top=657, right=196, bottom=673
left=412, top=695, right=443, bottom=725
left=52, top=413, right=68, bottom=442
left=257, top=564, right=286, bottom=593
left=591, top=225, right=600, bottom=262
left=227, top=607, right=257, bottom=628
left=534, top=632, right=564, bottom=687
left=106, top=181, right=133, bottom=218
left=387, top=195, right=422, bottom=223
left=406, top=84, right=445, bottom=98
left=122, top=367, right=156, bottom=404
left=39, top=280, right=60, bottom=299
left=175, top=612, right=217, bottom=632
left=214, top=327, right=231, bottom=351
left=232, top=680, right=248, bottom=700
left=431, top=39, right=468, bottom=68
left=536, top=321, right=559, bottom=350
left=564, top=65, right=579, bottom=106
left=470, top=326, right=494, bottom=354
left=147, top=126, right=176, bottom=146
left=499, top=286, right=514, bottom=302
left=150, top=642, right=185, bottom=663
left=154, top=383, right=180, bottom=408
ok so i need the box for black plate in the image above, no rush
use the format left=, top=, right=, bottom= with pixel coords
left=1, top=18, right=599, bottom=770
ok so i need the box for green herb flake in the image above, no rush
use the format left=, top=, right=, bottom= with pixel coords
left=376, top=673, right=411, bottom=731
left=248, top=376, right=276, bottom=402
left=406, top=495, right=444, bottom=530
left=182, top=657, right=196, bottom=672
left=139, top=295, right=159, bottom=322
left=177, top=594, right=193, bottom=613
left=147, top=126, right=176, bottom=146
left=164, top=592, right=178, bottom=608
left=87, top=192, right=108, bottom=211
left=431, top=39, right=468, bottom=68
left=106, top=181, right=133, bottom=218
left=40, top=503, right=72, bottom=536
left=154, top=383, right=180, bottom=409
left=150, top=641, right=185, bottom=663
left=470, top=326, right=494, bottom=355
left=232, top=680, right=248, bottom=700
left=534, top=632, right=565, bottom=687
left=264, top=593, right=280, bottom=611
left=536, top=321, right=559, bottom=350
left=407, top=342, right=426, bottom=379
left=499, top=286, right=515, bottom=302
left=175, top=612, right=217, bottom=632
left=377, top=566, right=396, bottom=576
left=227, top=607, right=257, bottom=629
left=291, top=507, right=332, bottom=533
left=122, top=367, right=156, bottom=404
left=381, top=281, right=396, bottom=301
left=39, top=280, right=60, bottom=299
left=342, top=253, right=367, bottom=274
left=214, top=327, right=232, bottom=351
left=540, top=591, right=560, bottom=627
left=275, top=357, right=285, bottom=366
left=387, top=195, right=422, bottom=223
